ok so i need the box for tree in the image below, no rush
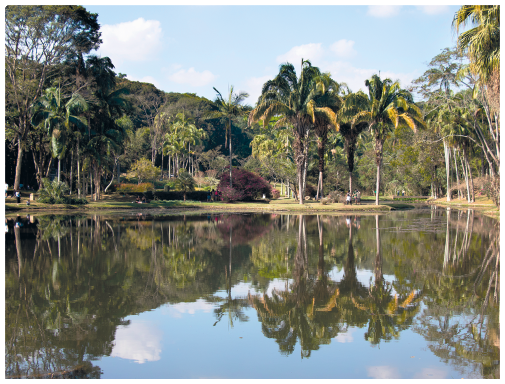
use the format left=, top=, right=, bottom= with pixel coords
left=453, top=5, right=500, bottom=85
left=355, top=75, right=425, bottom=205
left=312, top=75, right=344, bottom=199
left=337, top=91, right=370, bottom=193
left=31, top=87, right=88, bottom=183
left=174, top=170, right=196, bottom=202
left=207, top=86, right=250, bottom=188
left=249, top=60, right=323, bottom=204
left=5, top=5, right=100, bottom=190
left=126, top=158, right=161, bottom=184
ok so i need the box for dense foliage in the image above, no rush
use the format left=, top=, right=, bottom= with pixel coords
left=217, top=168, right=272, bottom=201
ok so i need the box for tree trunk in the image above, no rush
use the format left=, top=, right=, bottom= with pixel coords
left=14, top=135, right=23, bottom=190
left=58, top=158, right=61, bottom=183
left=443, top=140, right=451, bottom=201
left=315, top=134, right=326, bottom=200
left=375, top=161, right=381, bottom=206
left=374, top=136, right=384, bottom=206
left=349, top=173, right=353, bottom=195
left=461, top=151, right=470, bottom=202
left=453, top=148, right=461, bottom=199
left=229, top=118, right=233, bottom=188
left=70, top=149, right=74, bottom=195
left=161, top=151, right=164, bottom=179
left=77, top=139, right=81, bottom=198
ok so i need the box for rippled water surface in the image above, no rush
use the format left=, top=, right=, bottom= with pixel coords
left=5, top=208, right=500, bottom=379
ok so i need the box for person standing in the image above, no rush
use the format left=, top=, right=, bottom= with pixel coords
left=357, top=190, right=361, bottom=205
left=15, top=190, right=21, bottom=204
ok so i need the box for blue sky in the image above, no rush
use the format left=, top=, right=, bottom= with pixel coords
left=85, top=4, right=462, bottom=104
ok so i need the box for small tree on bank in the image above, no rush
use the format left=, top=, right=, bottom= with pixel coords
left=174, top=170, right=196, bottom=201
left=127, top=158, right=160, bottom=184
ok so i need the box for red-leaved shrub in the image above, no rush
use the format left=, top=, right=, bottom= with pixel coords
left=271, top=188, right=280, bottom=199
left=218, top=168, right=272, bottom=201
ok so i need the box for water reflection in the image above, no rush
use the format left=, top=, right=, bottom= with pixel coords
left=5, top=210, right=499, bottom=378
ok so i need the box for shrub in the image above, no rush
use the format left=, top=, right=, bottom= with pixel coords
left=327, top=190, right=342, bottom=203
left=271, top=188, right=280, bottom=199
left=37, top=178, right=88, bottom=205
left=117, top=183, right=154, bottom=193
left=217, top=168, right=271, bottom=201
left=173, top=170, right=196, bottom=201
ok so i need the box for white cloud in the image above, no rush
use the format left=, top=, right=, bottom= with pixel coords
left=168, top=67, right=217, bottom=87
left=367, top=6, right=402, bottom=18
left=243, top=75, right=273, bottom=105
left=276, top=43, right=324, bottom=64
left=367, top=366, right=401, bottom=379
left=417, top=6, right=450, bottom=15
left=98, top=18, right=162, bottom=64
left=330, top=39, right=357, bottom=59
left=323, top=61, right=417, bottom=94
left=111, top=321, right=162, bottom=364
left=126, top=75, right=160, bottom=88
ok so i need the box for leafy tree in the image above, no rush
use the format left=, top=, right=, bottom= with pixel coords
left=127, top=158, right=161, bottom=184
left=5, top=5, right=100, bottom=190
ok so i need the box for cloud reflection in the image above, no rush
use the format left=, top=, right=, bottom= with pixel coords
left=367, top=365, right=401, bottom=379
left=111, top=322, right=162, bottom=364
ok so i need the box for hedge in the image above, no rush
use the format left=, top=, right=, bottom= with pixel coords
left=119, top=191, right=209, bottom=201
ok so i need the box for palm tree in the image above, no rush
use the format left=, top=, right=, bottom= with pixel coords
left=312, top=75, right=345, bottom=200
left=337, top=91, right=370, bottom=193
left=354, top=75, right=425, bottom=205
left=207, top=86, right=249, bottom=188
left=249, top=60, right=322, bottom=204
left=31, top=87, right=88, bottom=183
left=453, top=5, right=500, bottom=85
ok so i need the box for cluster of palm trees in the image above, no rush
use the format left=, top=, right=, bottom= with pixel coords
left=249, top=60, right=423, bottom=205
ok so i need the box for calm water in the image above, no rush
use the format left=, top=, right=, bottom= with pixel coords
left=5, top=208, right=500, bottom=379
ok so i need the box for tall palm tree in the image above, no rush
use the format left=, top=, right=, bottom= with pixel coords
left=249, top=60, right=322, bottom=204
left=312, top=75, right=345, bottom=200
left=337, top=91, right=370, bottom=193
left=207, top=86, right=249, bottom=188
left=354, top=75, right=425, bottom=205
left=31, top=87, right=88, bottom=183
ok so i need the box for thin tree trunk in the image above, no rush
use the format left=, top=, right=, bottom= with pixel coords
left=14, top=135, right=23, bottom=191
left=461, top=152, right=470, bottom=203
left=375, top=161, right=381, bottom=206
left=77, top=139, right=81, bottom=198
left=58, top=158, right=61, bottom=183
left=443, top=140, right=451, bottom=201
left=229, top=118, right=233, bottom=188
left=453, top=148, right=461, bottom=199
left=70, top=149, right=74, bottom=195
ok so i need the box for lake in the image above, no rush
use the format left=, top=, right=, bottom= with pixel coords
left=5, top=207, right=500, bottom=379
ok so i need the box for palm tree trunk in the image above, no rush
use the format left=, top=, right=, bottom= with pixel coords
left=229, top=118, right=233, bottom=188
left=461, top=151, right=470, bottom=202
left=58, top=158, right=61, bottom=183
left=161, top=151, right=164, bottom=179
left=466, top=151, right=475, bottom=203
left=70, top=149, right=74, bottom=195
left=453, top=148, right=461, bottom=199
left=77, top=139, right=81, bottom=198
left=349, top=173, right=353, bottom=195
left=443, top=140, right=451, bottom=201
left=375, top=137, right=384, bottom=206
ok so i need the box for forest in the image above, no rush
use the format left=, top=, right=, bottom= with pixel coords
left=5, top=5, right=500, bottom=206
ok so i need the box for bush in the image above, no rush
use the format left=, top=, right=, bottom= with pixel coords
left=126, top=158, right=161, bottom=184
left=327, top=190, right=342, bottom=203
left=37, top=178, right=88, bottom=205
left=271, top=188, right=280, bottom=199
left=153, top=191, right=208, bottom=201
left=117, top=183, right=154, bottom=193
left=217, top=168, right=272, bottom=201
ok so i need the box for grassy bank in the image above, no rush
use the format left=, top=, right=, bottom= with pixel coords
left=5, top=195, right=406, bottom=216
left=428, top=196, right=499, bottom=220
